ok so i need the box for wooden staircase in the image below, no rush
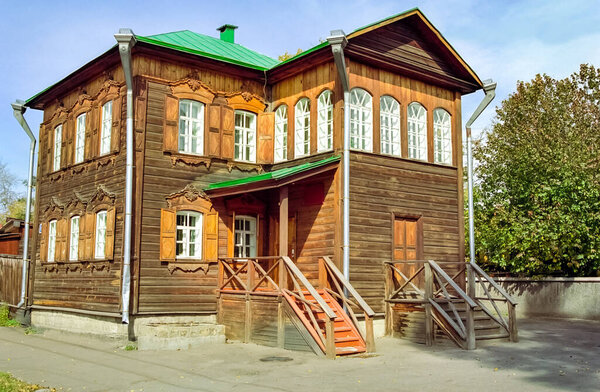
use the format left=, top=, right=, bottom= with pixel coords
left=285, top=289, right=366, bottom=356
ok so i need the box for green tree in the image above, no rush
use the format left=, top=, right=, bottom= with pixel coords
left=278, top=48, right=303, bottom=62
left=473, top=64, right=600, bottom=277
left=0, top=162, right=19, bottom=222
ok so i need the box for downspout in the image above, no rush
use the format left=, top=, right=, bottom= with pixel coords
left=327, top=31, right=350, bottom=281
left=465, top=79, right=496, bottom=264
left=114, top=29, right=136, bottom=324
left=11, top=100, right=36, bottom=309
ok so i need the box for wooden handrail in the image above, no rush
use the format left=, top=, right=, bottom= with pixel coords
left=428, top=260, right=477, bottom=308
left=321, top=256, right=375, bottom=317
left=470, top=262, right=518, bottom=306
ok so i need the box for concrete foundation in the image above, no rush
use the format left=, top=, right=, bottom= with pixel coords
left=137, top=322, right=225, bottom=350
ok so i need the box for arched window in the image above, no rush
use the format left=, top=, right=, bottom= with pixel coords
left=100, top=100, right=113, bottom=155
left=95, top=210, right=107, bottom=259
left=434, top=108, right=452, bottom=165
left=295, top=98, right=310, bottom=157
left=408, top=102, right=427, bottom=161
left=317, top=90, right=333, bottom=152
left=350, top=88, right=372, bottom=152
left=178, top=99, right=204, bottom=155
left=48, top=219, right=57, bottom=262
left=74, top=113, right=86, bottom=164
left=176, top=211, right=203, bottom=259
left=380, top=96, right=401, bottom=156
left=53, top=125, right=62, bottom=171
left=274, top=105, right=288, bottom=162
left=69, top=215, right=80, bottom=261
left=234, top=110, right=257, bottom=162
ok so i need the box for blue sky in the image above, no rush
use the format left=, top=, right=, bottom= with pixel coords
left=1, top=0, right=599, bottom=194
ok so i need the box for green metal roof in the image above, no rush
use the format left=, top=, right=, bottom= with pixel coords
left=205, top=155, right=340, bottom=191
left=137, top=30, right=280, bottom=71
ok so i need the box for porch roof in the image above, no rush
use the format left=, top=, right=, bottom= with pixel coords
left=205, top=155, right=340, bottom=197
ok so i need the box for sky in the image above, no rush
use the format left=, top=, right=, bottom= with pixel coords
left=1, top=0, right=599, bottom=194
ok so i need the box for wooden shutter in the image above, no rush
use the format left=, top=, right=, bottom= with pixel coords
left=207, top=103, right=222, bottom=157
left=45, top=127, right=53, bottom=175
left=105, top=208, right=116, bottom=260
left=257, top=112, right=274, bottom=163
left=65, top=122, right=73, bottom=167
left=204, top=210, right=219, bottom=261
left=84, top=212, right=96, bottom=260
left=78, top=214, right=86, bottom=260
left=160, top=208, right=176, bottom=261
left=111, top=97, right=121, bottom=153
left=39, top=222, right=48, bottom=262
left=221, top=106, right=235, bottom=160
left=60, top=125, right=68, bottom=170
left=163, top=95, right=179, bottom=152
left=56, top=219, right=68, bottom=262
left=84, top=110, right=94, bottom=161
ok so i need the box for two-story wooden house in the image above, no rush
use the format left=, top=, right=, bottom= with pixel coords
left=18, top=8, right=516, bottom=356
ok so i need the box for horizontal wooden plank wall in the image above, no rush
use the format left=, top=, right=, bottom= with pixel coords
left=0, top=256, right=22, bottom=306
left=349, top=152, right=461, bottom=313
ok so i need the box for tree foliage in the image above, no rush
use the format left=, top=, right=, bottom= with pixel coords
left=278, top=48, right=303, bottom=62
left=473, top=64, right=600, bottom=277
left=0, top=161, right=26, bottom=223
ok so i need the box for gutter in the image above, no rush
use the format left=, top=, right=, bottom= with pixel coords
left=465, top=79, right=496, bottom=264
left=114, top=29, right=136, bottom=324
left=11, top=100, right=36, bottom=310
left=327, top=31, right=351, bottom=282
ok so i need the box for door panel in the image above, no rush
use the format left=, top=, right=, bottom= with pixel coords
left=393, top=216, right=423, bottom=288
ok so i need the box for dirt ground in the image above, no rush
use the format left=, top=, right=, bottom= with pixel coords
left=0, top=318, right=598, bottom=392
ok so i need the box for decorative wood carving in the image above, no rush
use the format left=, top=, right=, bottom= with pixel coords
left=42, top=196, right=65, bottom=219
left=166, top=183, right=211, bottom=208
left=89, top=184, right=117, bottom=206
left=166, top=261, right=211, bottom=274
left=168, top=153, right=212, bottom=169
left=226, top=161, right=263, bottom=173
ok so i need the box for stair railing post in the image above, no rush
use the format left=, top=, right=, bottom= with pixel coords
left=365, top=313, right=375, bottom=353
left=465, top=262, right=476, bottom=350
left=385, top=263, right=393, bottom=336
left=508, top=302, right=519, bottom=342
left=424, top=262, right=434, bottom=346
left=325, top=317, right=336, bottom=359
left=318, top=257, right=327, bottom=290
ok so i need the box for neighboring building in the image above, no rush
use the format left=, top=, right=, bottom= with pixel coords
left=0, top=218, right=30, bottom=256
left=19, top=8, right=512, bottom=355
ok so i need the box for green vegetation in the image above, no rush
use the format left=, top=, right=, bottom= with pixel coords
left=472, top=64, right=600, bottom=277
left=0, top=372, right=54, bottom=392
left=123, top=343, right=137, bottom=351
left=278, top=48, right=303, bottom=62
left=0, top=305, right=19, bottom=327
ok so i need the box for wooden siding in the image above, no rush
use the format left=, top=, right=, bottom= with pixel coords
left=348, top=152, right=461, bottom=313
left=0, top=256, right=22, bottom=306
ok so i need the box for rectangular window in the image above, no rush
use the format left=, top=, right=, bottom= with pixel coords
left=176, top=211, right=203, bottom=259
left=69, top=216, right=80, bottom=261
left=234, top=111, right=256, bottom=162
left=53, top=125, right=62, bottom=171
left=75, top=113, right=86, bottom=164
left=94, top=211, right=107, bottom=259
left=234, top=216, right=257, bottom=258
left=178, top=100, right=204, bottom=154
left=100, top=101, right=113, bottom=155
left=48, top=220, right=57, bottom=262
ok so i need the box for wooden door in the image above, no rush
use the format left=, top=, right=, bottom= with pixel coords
left=393, top=216, right=423, bottom=288
left=288, top=215, right=297, bottom=261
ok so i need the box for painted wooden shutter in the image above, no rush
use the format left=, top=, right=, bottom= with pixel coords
left=163, top=95, right=179, bottom=152
left=57, top=219, right=68, bottom=262
left=84, top=212, right=96, bottom=260
left=45, top=127, right=53, bottom=175
left=160, top=208, right=176, bottom=261
left=204, top=210, right=219, bottom=261
left=60, top=124, right=68, bottom=170
left=78, top=214, right=86, bottom=260
left=111, top=97, right=121, bottom=153
left=207, top=103, right=222, bottom=157
left=84, top=109, right=95, bottom=160
left=64, top=122, right=73, bottom=167
left=221, top=106, right=235, bottom=160
left=39, top=222, right=48, bottom=262
left=257, top=112, right=274, bottom=164
left=105, top=207, right=116, bottom=260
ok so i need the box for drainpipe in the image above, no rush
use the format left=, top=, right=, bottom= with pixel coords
left=114, top=28, right=136, bottom=324
left=11, top=100, right=36, bottom=310
left=465, top=79, right=496, bottom=265
left=327, top=31, right=350, bottom=281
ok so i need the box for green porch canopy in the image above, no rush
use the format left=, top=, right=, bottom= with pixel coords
left=205, top=155, right=340, bottom=196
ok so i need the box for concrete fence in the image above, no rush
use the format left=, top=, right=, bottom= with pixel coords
left=0, top=255, right=23, bottom=306
left=476, top=277, right=600, bottom=321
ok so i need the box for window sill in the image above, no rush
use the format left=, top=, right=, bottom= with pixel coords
left=40, top=259, right=112, bottom=273
left=46, top=152, right=118, bottom=181
left=166, top=151, right=212, bottom=168
left=166, top=259, right=216, bottom=274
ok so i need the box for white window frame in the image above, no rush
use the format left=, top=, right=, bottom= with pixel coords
left=317, top=90, right=333, bottom=152
left=69, top=216, right=80, bottom=261
left=48, top=220, right=57, bottom=262
left=75, top=113, right=86, bottom=164
left=434, top=108, right=452, bottom=165
left=94, top=210, right=107, bottom=260
left=234, top=215, right=257, bottom=258
left=294, top=98, right=310, bottom=158
left=408, top=102, right=427, bottom=161
left=380, top=96, right=401, bottom=156
left=349, top=88, right=373, bottom=152
left=234, top=110, right=257, bottom=162
left=178, top=99, right=204, bottom=155
left=274, top=105, right=288, bottom=162
left=53, top=125, right=62, bottom=171
left=100, top=100, right=113, bottom=155
left=176, top=211, right=203, bottom=259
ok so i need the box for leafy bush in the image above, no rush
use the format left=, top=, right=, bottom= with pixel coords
left=0, top=305, right=19, bottom=327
